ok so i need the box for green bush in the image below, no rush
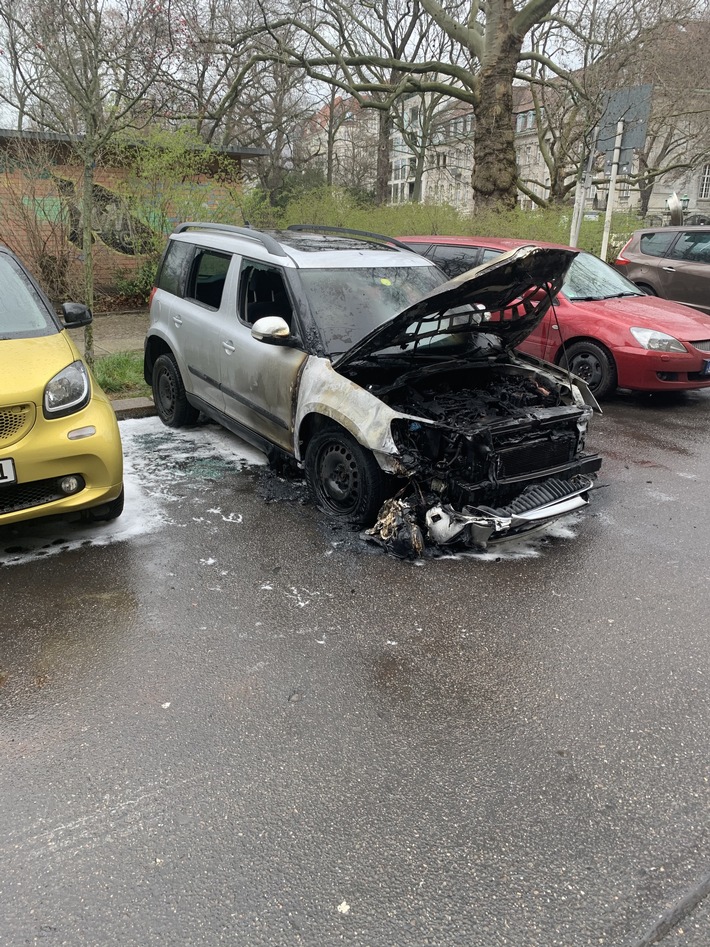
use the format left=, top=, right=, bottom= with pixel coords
left=279, top=189, right=639, bottom=260
left=114, top=257, right=160, bottom=304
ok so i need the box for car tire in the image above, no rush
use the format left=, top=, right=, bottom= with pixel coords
left=559, top=340, right=618, bottom=399
left=83, top=486, right=125, bottom=523
left=304, top=428, right=391, bottom=526
left=635, top=283, right=658, bottom=296
left=152, top=353, right=199, bottom=427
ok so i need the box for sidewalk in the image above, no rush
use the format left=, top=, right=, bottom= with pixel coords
left=69, top=309, right=156, bottom=421
left=68, top=309, right=150, bottom=357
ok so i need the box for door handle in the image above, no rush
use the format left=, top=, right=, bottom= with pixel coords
left=223, top=340, right=235, bottom=354
left=662, top=266, right=676, bottom=272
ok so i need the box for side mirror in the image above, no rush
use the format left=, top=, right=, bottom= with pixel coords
left=61, top=302, right=92, bottom=328
left=251, top=316, right=292, bottom=344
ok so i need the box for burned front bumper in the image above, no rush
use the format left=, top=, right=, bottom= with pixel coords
left=366, top=462, right=601, bottom=558
left=426, top=473, right=596, bottom=548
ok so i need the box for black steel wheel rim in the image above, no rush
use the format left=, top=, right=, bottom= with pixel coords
left=317, top=442, right=360, bottom=514
left=157, top=367, right=176, bottom=415
left=569, top=351, right=603, bottom=390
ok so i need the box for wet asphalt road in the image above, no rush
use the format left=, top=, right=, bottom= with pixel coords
left=1, top=392, right=710, bottom=947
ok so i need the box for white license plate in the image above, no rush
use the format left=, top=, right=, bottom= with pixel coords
left=0, top=458, right=17, bottom=485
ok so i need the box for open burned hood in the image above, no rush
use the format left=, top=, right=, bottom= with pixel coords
left=333, top=245, right=577, bottom=370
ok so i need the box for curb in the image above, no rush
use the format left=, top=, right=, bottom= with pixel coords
left=112, top=397, right=157, bottom=421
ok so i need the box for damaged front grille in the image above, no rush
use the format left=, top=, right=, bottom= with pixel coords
left=388, top=369, right=595, bottom=505
left=496, top=435, right=575, bottom=478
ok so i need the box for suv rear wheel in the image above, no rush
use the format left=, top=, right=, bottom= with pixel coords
left=305, top=428, right=390, bottom=526
left=152, top=353, right=199, bottom=427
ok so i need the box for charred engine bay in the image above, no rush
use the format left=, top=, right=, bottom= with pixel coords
left=369, top=363, right=590, bottom=509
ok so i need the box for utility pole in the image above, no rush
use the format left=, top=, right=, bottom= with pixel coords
left=600, top=120, right=624, bottom=262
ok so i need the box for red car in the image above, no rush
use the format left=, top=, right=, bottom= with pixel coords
left=400, top=235, right=710, bottom=399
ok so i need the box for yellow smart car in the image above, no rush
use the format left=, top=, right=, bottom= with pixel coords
left=0, top=246, right=123, bottom=527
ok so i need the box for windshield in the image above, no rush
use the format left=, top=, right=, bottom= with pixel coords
left=0, top=254, right=55, bottom=340
left=563, top=251, right=643, bottom=301
left=297, top=265, right=446, bottom=355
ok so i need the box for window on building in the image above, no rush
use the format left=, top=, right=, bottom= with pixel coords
left=700, top=164, right=710, bottom=200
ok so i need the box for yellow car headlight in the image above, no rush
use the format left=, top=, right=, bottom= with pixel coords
left=44, top=360, right=90, bottom=418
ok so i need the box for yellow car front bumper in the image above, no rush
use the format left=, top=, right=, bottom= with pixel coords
left=0, top=391, right=123, bottom=527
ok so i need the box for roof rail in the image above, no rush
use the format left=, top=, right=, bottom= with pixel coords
left=173, top=222, right=287, bottom=258
left=286, top=224, right=413, bottom=252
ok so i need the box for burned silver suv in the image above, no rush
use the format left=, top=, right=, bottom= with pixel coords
left=144, top=224, right=602, bottom=554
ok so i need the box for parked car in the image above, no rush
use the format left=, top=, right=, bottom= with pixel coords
left=145, top=223, right=602, bottom=554
left=401, top=234, right=710, bottom=399
left=614, top=226, right=710, bottom=315
left=0, top=246, right=124, bottom=527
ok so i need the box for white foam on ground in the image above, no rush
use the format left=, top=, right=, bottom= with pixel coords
left=0, top=417, right=265, bottom=567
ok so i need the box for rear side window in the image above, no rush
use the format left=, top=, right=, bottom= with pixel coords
left=186, top=250, right=231, bottom=309
left=639, top=232, right=676, bottom=258
left=157, top=240, right=194, bottom=296
left=431, top=245, right=481, bottom=278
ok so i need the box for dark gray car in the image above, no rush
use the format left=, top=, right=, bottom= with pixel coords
left=615, top=226, right=710, bottom=314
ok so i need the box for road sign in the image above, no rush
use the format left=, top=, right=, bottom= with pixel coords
left=597, top=84, right=652, bottom=171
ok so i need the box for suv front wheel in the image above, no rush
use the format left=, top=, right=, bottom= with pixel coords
left=152, top=353, right=199, bottom=427
left=305, top=428, right=390, bottom=526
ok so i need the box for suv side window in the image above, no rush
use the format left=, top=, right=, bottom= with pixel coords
left=157, top=240, right=194, bottom=296
left=668, top=231, right=710, bottom=263
left=185, top=249, right=232, bottom=309
left=639, top=232, right=677, bottom=258
left=238, top=261, right=295, bottom=329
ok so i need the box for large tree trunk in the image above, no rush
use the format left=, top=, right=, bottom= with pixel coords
left=411, top=150, right=426, bottom=202
left=472, top=36, right=522, bottom=210
left=376, top=108, right=391, bottom=205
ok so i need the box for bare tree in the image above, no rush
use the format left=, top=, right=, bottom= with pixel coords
left=0, top=137, right=79, bottom=300
left=242, top=0, right=568, bottom=209
left=0, top=0, right=171, bottom=364
left=152, top=0, right=317, bottom=205
left=515, top=0, right=710, bottom=212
